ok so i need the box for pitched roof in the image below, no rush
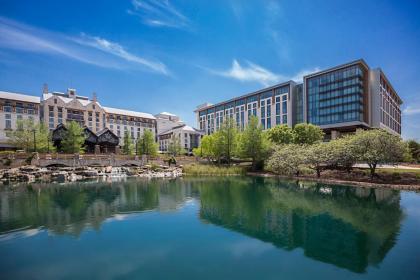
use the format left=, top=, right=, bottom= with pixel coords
left=158, top=112, right=177, bottom=116
left=158, top=124, right=203, bottom=136
left=0, top=91, right=40, bottom=103
left=103, top=106, right=155, bottom=119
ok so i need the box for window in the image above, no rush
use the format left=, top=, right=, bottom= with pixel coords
left=5, top=113, right=11, bottom=129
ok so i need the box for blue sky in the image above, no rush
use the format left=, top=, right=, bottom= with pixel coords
left=0, top=0, right=419, bottom=139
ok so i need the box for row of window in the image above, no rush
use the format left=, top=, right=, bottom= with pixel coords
left=308, top=65, right=364, bottom=88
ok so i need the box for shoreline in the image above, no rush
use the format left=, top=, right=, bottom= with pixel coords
left=247, top=172, right=420, bottom=191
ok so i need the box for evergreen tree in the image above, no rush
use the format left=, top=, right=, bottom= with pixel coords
left=238, top=116, right=269, bottom=170
left=218, top=117, right=238, bottom=165
left=138, top=129, right=158, bottom=158
left=61, top=121, right=85, bottom=154
left=122, top=130, right=134, bottom=155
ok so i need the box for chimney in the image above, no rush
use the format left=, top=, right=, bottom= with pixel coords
left=43, top=83, right=48, bottom=94
left=92, top=92, right=97, bottom=102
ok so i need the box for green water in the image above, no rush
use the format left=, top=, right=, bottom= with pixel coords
left=0, top=177, right=419, bottom=279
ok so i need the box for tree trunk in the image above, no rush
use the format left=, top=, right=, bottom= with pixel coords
left=316, top=168, right=321, bottom=178
left=369, top=163, right=377, bottom=179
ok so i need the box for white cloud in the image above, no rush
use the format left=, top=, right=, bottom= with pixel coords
left=0, top=16, right=168, bottom=74
left=74, top=34, right=168, bottom=74
left=210, top=59, right=319, bottom=87
left=403, top=106, right=420, bottom=115
left=128, top=0, right=190, bottom=29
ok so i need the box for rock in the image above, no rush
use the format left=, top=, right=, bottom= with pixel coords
left=105, top=166, right=113, bottom=173
left=69, top=173, right=83, bottom=182
left=17, top=173, right=35, bottom=182
left=52, top=171, right=68, bottom=182
left=82, top=170, right=98, bottom=177
left=19, top=165, right=40, bottom=173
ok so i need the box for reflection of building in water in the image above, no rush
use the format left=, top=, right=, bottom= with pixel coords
left=0, top=179, right=195, bottom=237
left=0, top=177, right=404, bottom=273
left=199, top=178, right=403, bottom=273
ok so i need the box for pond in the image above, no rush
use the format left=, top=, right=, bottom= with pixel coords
left=0, top=177, right=419, bottom=279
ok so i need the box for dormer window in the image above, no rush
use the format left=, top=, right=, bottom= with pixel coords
left=92, top=105, right=96, bottom=110
left=54, top=98, right=57, bottom=104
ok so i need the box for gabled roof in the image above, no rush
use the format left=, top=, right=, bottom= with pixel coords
left=103, top=106, right=156, bottom=119
left=43, top=93, right=99, bottom=107
left=0, top=91, right=40, bottom=103
left=158, top=124, right=204, bottom=136
left=159, top=112, right=177, bottom=116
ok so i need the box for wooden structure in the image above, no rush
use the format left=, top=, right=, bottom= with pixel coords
left=52, top=124, right=120, bottom=154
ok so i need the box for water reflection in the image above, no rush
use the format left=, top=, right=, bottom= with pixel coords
left=198, top=177, right=403, bottom=273
left=0, top=179, right=197, bottom=237
left=0, top=177, right=403, bottom=273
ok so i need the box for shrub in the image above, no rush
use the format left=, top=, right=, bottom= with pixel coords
left=266, top=144, right=307, bottom=176
left=183, top=164, right=245, bottom=176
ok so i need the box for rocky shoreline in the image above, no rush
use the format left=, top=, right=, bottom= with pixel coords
left=0, top=165, right=183, bottom=184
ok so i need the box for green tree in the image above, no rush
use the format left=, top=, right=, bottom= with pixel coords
left=61, top=121, right=85, bottom=154
left=137, top=129, right=158, bottom=158
left=305, top=142, right=335, bottom=177
left=329, top=135, right=358, bottom=172
left=217, top=117, right=238, bottom=165
left=7, top=119, right=54, bottom=152
left=293, top=123, right=324, bottom=145
left=266, top=144, right=306, bottom=176
left=193, top=134, right=215, bottom=162
left=406, top=140, right=420, bottom=163
left=168, top=134, right=186, bottom=156
left=352, top=129, right=408, bottom=178
left=7, top=119, right=35, bottom=152
left=122, top=131, right=134, bottom=155
left=36, top=122, right=55, bottom=153
left=238, top=116, right=270, bottom=170
left=267, top=124, right=294, bottom=144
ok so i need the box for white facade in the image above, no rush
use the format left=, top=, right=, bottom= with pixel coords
left=196, top=82, right=293, bottom=135
left=158, top=124, right=203, bottom=153
left=155, top=112, right=184, bottom=135
left=0, top=91, right=40, bottom=148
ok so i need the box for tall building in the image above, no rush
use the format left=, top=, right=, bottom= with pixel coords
left=41, top=87, right=156, bottom=145
left=0, top=91, right=40, bottom=149
left=195, top=59, right=402, bottom=139
left=0, top=86, right=203, bottom=153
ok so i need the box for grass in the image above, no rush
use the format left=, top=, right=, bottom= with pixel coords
left=183, top=164, right=246, bottom=176
left=375, top=168, right=420, bottom=174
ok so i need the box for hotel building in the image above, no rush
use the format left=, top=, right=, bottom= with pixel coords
left=0, top=91, right=41, bottom=149
left=0, top=86, right=203, bottom=152
left=41, top=87, right=156, bottom=145
left=195, top=59, right=402, bottom=139
left=158, top=124, right=203, bottom=153
left=155, top=112, right=203, bottom=153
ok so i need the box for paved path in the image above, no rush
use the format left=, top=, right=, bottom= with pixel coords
left=354, top=164, right=420, bottom=170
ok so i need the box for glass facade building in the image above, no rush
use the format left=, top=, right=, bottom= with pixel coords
left=306, top=64, right=367, bottom=126
left=196, top=59, right=402, bottom=138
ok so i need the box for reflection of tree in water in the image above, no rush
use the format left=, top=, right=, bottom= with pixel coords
left=198, top=177, right=403, bottom=273
left=0, top=177, right=404, bottom=272
left=0, top=179, right=192, bottom=237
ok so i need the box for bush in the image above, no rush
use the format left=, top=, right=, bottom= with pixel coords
left=183, top=164, right=245, bottom=176
left=266, top=144, right=307, bottom=176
